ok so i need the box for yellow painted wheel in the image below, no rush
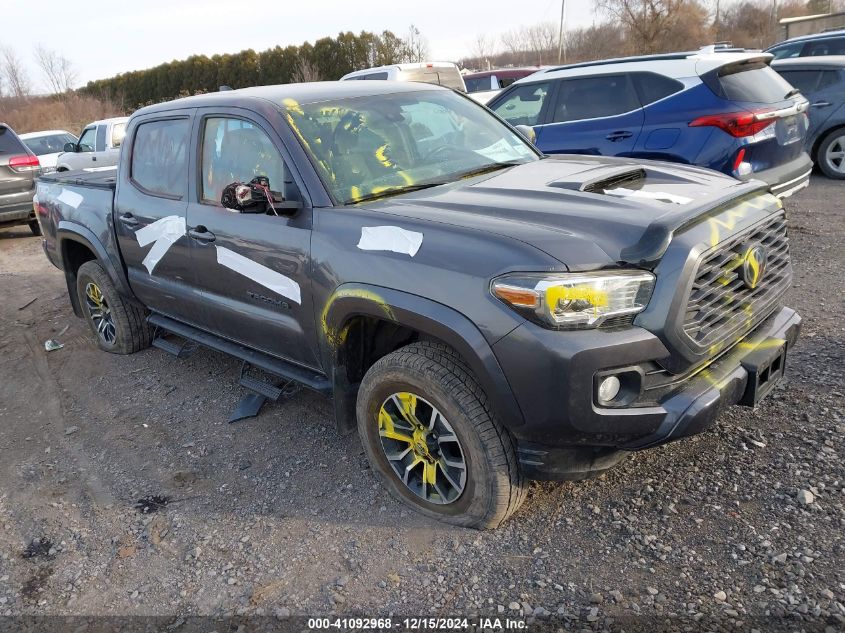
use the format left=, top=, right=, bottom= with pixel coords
left=377, top=391, right=467, bottom=505
left=84, top=281, right=116, bottom=344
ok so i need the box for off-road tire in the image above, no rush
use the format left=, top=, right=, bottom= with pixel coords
left=28, top=221, right=41, bottom=236
left=816, top=128, right=845, bottom=180
left=357, top=340, right=526, bottom=529
left=75, top=261, right=152, bottom=354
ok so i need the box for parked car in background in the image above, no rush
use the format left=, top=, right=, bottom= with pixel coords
left=773, top=56, right=845, bottom=179
left=56, top=117, right=128, bottom=172
left=766, top=29, right=845, bottom=60
left=19, top=130, right=78, bottom=173
left=340, top=62, right=466, bottom=91
left=464, top=68, right=542, bottom=104
left=488, top=49, right=812, bottom=198
left=0, top=123, right=41, bottom=235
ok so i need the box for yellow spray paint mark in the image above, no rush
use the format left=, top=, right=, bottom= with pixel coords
left=375, top=144, right=393, bottom=168
left=396, top=392, right=417, bottom=423
left=320, top=288, right=395, bottom=348
left=281, top=98, right=304, bottom=115
left=378, top=407, right=412, bottom=443
left=707, top=194, right=775, bottom=247
left=546, top=286, right=608, bottom=311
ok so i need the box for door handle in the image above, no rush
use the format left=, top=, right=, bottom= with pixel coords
left=118, top=213, right=139, bottom=227
left=811, top=101, right=831, bottom=108
left=606, top=130, right=633, bottom=141
left=188, top=226, right=216, bottom=242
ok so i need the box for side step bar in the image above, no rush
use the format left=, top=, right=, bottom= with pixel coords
left=147, top=314, right=331, bottom=394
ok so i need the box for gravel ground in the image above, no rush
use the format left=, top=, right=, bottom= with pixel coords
left=0, top=177, right=842, bottom=632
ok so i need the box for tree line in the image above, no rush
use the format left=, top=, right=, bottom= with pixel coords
left=78, top=29, right=428, bottom=110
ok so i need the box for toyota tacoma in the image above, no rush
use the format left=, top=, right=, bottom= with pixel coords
left=35, top=81, right=801, bottom=528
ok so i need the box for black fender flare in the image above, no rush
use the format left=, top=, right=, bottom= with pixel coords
left=320, top=283, right=526, bottom=433
left=57, top=221, right=136, bottom=315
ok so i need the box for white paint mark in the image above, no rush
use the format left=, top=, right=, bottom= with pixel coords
left=215, top=246, right=301, bottom=305
left=135, top=215, right=186, bottom=274
left=57, top=189, right=84, bottom=209
left=604, top=187, right=692, bottom=205
left=357, top=226, right=423, bottom=257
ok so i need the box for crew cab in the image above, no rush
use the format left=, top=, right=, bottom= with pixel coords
left=56, top=117, right=128, bottom=172
left=36, top=82, right=801, bottom=528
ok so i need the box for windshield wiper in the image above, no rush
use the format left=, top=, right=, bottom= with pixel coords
left=347, top=182, right=445, bottom=204
left=451, top=160, right=525, bottom=181
left=784, top=87, right=801, bottom=99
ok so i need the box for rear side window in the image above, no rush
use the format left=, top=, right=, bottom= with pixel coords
left=632, top=72, right=685, bottom=105
left=0, top=127, right=26, bottom=154
left=776, top=69, right=822, bottom=94
left=112, top=122, right=127, bottom=147
left=131, top=119, right=190, bottom=198
left=465, top=76, right=494, bottom=92
left=551, top=75, right=640, bottom=123
left=490, top=82, right=550, bottom=126
left=709, top=62, right=795, bottom=103
left=804, top=37, right=845, bottom=56
left=355, top=72, right=389, bottom=80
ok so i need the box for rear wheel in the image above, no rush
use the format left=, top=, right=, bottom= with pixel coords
left=817, top=128, right=845, bottom=179
left=356, top=341, right=526, bottom=529
left=75, top=261, right=151, bottom=354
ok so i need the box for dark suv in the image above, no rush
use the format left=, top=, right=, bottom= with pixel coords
left=767, top=29, right=845, bottom=59
left=0, top=123, right=41, bottom=235
left=773, top=55, right=845, bottom=178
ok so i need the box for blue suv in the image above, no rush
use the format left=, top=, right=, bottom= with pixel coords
left=487, top=50, right=813, bottom=198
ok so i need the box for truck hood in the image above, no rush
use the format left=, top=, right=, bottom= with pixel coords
left=377, top=155, right=767, bottom=269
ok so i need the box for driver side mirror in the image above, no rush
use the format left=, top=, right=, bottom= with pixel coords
left=63, top=142, right=77, bottom=153
left=220, top=177, right=301, bottom=216
left=515, top=125, right=537, bottom=145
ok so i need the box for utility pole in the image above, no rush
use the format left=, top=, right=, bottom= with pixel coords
left=557, top=0, right=567, bottom=64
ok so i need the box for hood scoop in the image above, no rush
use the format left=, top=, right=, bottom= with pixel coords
left=549, top=165, right=647, bottom=194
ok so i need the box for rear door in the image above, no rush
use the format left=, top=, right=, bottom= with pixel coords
left=113, top=110, right=204, bottom=324
left=535, top=74, right=644, bottom=157
left=184, top=109, right=319, bottom=368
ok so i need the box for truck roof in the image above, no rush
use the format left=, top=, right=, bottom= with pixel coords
left=135, top=81, right=450, bottom=116
left=85, top=116, right=130, bottom=127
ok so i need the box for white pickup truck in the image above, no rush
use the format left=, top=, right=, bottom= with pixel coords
left=56, top=117, right=128, bottom=172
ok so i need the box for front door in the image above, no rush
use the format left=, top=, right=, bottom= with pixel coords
left=113, top=112, right=205, bottom=325
left=185, top=111, right=319, bottom=369
left=73, top=126, right=98, bottom=169
left=535, top=75, right=645, bottom=157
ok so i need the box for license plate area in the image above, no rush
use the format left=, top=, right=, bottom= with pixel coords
left=739, top=339, right=787, bottom=406
left=780, top=115, right=801, bottom=144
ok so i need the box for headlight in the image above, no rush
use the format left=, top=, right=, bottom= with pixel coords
left=491, top=270, right=655, bottom=329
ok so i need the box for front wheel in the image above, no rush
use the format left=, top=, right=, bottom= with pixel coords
left=75, top=261, right=152, bottom=354
left=817, top=128, right=845, bottom=179
left=356, top=341, right=526, bottom=529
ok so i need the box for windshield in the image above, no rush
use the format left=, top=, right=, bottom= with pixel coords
left=23, top=133, right=77, bottom=155
left=280, top=90, right=538, bottom=204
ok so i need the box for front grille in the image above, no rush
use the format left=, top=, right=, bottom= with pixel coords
left=682, top=211, right=791, bottom=350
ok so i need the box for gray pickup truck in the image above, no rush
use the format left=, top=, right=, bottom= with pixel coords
left=36, top=81, right=801, bottom=528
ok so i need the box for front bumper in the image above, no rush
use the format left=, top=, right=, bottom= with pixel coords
left=742, top=152, right=812, bottom=199
left=493, top=306, right=801, bottom=480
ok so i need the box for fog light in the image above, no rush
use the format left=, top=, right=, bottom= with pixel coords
left=598, top=375, right=621, bottom=403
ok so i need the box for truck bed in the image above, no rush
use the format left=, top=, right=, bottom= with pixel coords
left=39, top=168, right=117, bottom=190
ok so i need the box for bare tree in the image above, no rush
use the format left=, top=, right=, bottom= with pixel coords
left=597, top=0, right=708, bottom=54
left=403, top=24, right=430, bottom=63
left=1, top=46, right=31, bottom=98
left=293, top=56, right=322, bottom=83
left=34, top=45, right=78, bottom=95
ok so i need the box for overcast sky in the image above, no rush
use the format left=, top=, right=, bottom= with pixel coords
left=3, top=0, right=597, bottom=92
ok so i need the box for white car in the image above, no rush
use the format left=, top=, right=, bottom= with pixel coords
left=340, top=62, right=467, bottom=92
left=56, top=117, right=129, bottom=172
left=18, top=129, right=78, bottom=173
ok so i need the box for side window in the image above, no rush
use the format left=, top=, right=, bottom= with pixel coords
left=490, top=82, right=550, bottom=126
left=78, top=127, right=96, bottom=152
left=95, top=125, right=107, bottom=152
left=631, top=72, right=685, bottom=106
left=200, top=117, right=288, bottom=205
left=551, top=75, right=640, bottom=123
left=112, top=123, right=126, bottom=148
left=805, top=38, right=845, bottom=56
left=131, top=118, right=190, bottom=198
left=777, top=70, right=821, bottom=94
left=769, top=42, right=803, bottom=59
